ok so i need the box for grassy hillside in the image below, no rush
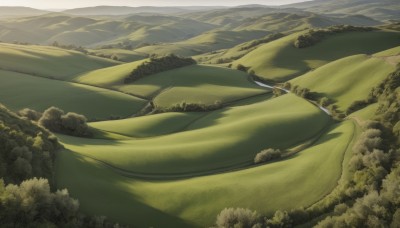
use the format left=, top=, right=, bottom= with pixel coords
left=56, top=119, right=354, bottom=227
left=88, top=49, right=148, bottom=62
left=290, top=54, right=398, bottom=111
left=234, top=29, right=400, bottom=82
left=59, top=94, right=331, bottom=175
left=288, top=0, right=400, bottom=21
left=0, top=69, right=147, bottom=119
left=134, top=29, right=270, bottom=56
left=90, top=112, right=205, bottom=138
left=0, top=14, right=215, bottom=48
left=0, top=43, right=119, bottom=79
left=74, top=63, right=266, bottom=108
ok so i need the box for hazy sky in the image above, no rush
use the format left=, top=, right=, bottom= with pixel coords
left=0, top=0, right=310, bottom=9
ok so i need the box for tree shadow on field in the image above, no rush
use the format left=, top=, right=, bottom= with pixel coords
left=56, top=133, right=124, bottom=146
left=56, top=151, right=197, bottom=228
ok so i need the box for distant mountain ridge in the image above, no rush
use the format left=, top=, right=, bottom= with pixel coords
left=0, top=7, right=49, bottom=17
left=62, top=5, right=227, bottom=16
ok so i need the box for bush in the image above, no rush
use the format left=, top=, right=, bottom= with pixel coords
left=236, top=64, right=249, bottom=72
left=216, top=208, right=261, bottom=228
left=254, top=149, right=281, bottom=164
left=124, top=54, right=196, bottom=83
left=17, top=108, right=42, bottom=121
left=39, top=107, right=92, bottom=137
left=154, top=101, right=222, bottom=113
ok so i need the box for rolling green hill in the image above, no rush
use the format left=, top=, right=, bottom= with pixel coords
left=134, top=29, right=270, bottom=56
left=290, top=54, right=397, bottom=111
left=234, top=29, right=400, bottom=82
left=73, top=63, right=266, bottom=108
left=56, top=118, right=355, bottom=227
left=288, top=0, right=400, bottom=21
left=0, top=69, right=147, bottom=119
left=0, top=43, right=119, bottom=79
left=0, top=14, right=215, bottom=48
left=59, top=94, right=331, bottom=175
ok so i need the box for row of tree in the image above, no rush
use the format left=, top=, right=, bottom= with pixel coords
left=154, top=101, right=223, bottom=113
left=294, top=25, right=375, bottom=48
left=124, top=54, right=196, bottom=83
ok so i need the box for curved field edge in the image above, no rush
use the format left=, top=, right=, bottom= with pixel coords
left=55, top=120, right=356, bottom=227
left=58, top=94, right=331, bottom=175
left=0, top=69, right=147, bottom=119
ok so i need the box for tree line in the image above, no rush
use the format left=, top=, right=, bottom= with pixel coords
left=294, top=25, right=375, bottom=48
left=124, top=54, right=196, bottom=83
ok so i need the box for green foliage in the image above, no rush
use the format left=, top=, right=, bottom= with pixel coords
left=124, top=54, right=196, bottom=83
left=154, top=101, right=222, bottom=113
left=254, top=149, right=281, bottom=164
left=294, top=25, right=375, bottom=48
left=39, top=107, right=92, bottom=137
left=215, top=208, right=261, bottom=228
left=17, top=108, right=42, bottom=121
left=0, top=105, right=59, bottom=184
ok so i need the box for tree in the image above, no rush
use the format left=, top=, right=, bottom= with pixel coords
left=216, top=208, right=261, bottom=228
left=254, top=149, right=281, bottom=164
left=17, top=108, right=42, bottom=121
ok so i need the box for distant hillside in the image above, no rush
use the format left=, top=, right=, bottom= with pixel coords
left=63, top=6, right=190, bottom=16
left=288, top=0, right=400, bottom=21
left=0, top=14, right=215, bottom=47
left=0, top=7, right=49, bottom=17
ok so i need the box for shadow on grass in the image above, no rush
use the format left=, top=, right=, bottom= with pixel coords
left=56, top=151, right=197, bottom=228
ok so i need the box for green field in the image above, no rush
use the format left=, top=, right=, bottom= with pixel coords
left=74, top=63, right=266, bottom=108
left=59, top=94, right=331, bottom=175
left=0, top=43, right=119, bottom=79
left=290, top=54, right=397, bottom=111
left=56, top=120, right=355, bottom=227
left=1, top=7, right=398, bottom=227
left=234, top=30, right=400, bottom=81
left=0, top=69, right=147, bottom=119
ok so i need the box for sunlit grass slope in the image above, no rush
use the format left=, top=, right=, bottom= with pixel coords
left=74, top=64, right=266, bottom=107
left=88, top=49, right=148, bottom=62
left=0, top=43, right=119, bottom=79
left=0, top=69, right=146, bottom=119
left=235, top=30, right=400, bottom=81
left=59, top=94, right=331, bottom=175
left=134, top=30, right=269, bottom=56
left=290, top=54, right=397, bottom=111
left=56, top=120, right=355, bottom=227
left=90, top=112, right=205, bottom=138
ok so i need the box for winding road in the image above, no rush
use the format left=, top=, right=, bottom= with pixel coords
left=253, top=79, right=332, bottom=116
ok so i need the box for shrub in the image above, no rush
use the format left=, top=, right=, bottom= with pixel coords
left=38, top=107, right=92, bottom=137
left=254, top=149, right=281, bottom=164
left=236, top=64, right=249, bottom=72
left=216, top=208, right=261, bottom=228
left=154, top=101, right=222, bottom=113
